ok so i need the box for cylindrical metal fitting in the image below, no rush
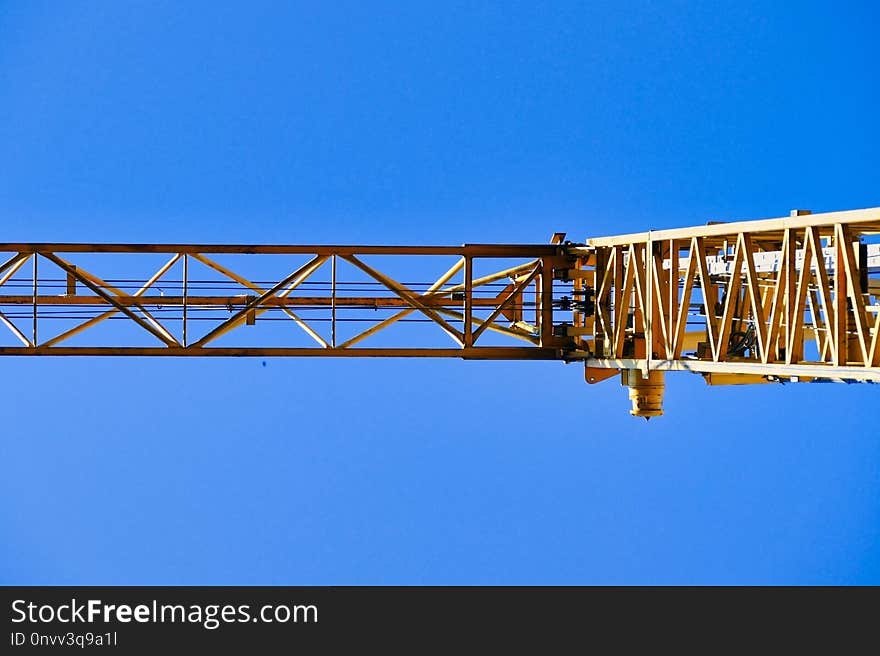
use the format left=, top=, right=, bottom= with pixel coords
left=621, top=369, right=665, bottom=418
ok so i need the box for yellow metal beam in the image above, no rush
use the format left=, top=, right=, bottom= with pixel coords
left=0, top=346, right=561, bottom=359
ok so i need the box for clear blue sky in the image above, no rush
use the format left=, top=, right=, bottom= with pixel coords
left=1, top=1, right=877, bottom=584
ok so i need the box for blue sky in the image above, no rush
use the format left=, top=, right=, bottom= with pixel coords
left=1, top=1, right=878, bottom=584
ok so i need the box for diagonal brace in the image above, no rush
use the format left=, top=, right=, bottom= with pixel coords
left=471, top=265, right=540, bottom=343
left=342, top=254, right=464, bottom=345
left=191, top=255, right=327, bottom=348
left=338, top=257, right=464, bottom=349
left=190, top=253, right=329, bottom=347
left=49, top=254, right=181, bottom=346
left=41, top=254, right=181, bottom=348
left=41, top=253, right=180, bottom=347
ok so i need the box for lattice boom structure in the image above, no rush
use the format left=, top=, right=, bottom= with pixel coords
left=0, top=243, right=571, bottom=360
left=1, top=206, right=878, bottom=417
left=568, top=207, right=880, bottom=415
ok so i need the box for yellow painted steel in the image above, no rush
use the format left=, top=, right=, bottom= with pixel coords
left=0, top=206, right=878, bottom=416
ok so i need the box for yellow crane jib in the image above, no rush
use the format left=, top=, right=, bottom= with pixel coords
left=0, top=207, right=877, bottom=417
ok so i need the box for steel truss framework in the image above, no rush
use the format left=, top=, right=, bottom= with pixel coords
left=571, top=207, right=880, bottom=384
left=1, top=206, right=878, bottom=415
left=0, top=243, right=572, bottom=360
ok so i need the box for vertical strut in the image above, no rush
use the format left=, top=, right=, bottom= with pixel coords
left=32, top=253, right=37, bottom=346
left=183, top=253, right=189, bottom=347
left=645, top=231, right=653, bottom=377
left=464, top=256, right=473, bottom=347
left=331, top=254, right=337, bottom=348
